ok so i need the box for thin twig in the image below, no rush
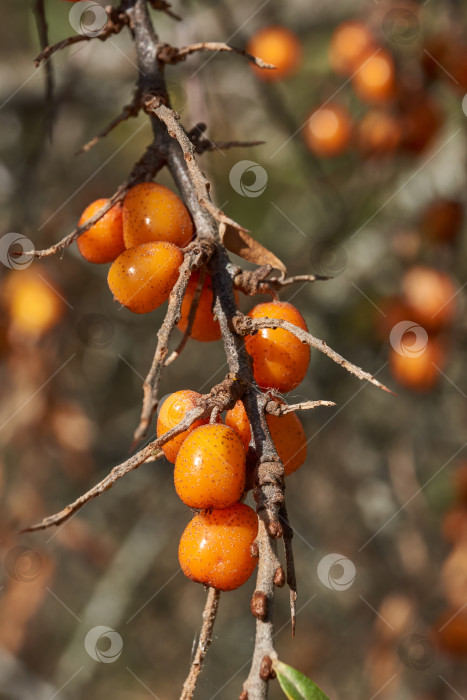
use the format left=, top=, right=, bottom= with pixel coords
left=233, top=314, right=395, bottom=395
left=133, top=241, right=214, bottom=445
left=34, top=0, right=55, bottom=139
left=266, top=399, right=336, bottom=415
left=158, top=41, right=276, bottom=70
left=165, top=268, right=206, bottom=367
left=180, top=587, right=221, bottom=700
left=30, top=144, right=166, bottom=258
left=279, top=503, right=297, bottom=637
left=75, top=89, right=142, bottom=155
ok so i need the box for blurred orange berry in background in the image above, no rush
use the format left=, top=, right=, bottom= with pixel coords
left=178, top=503, right=258, bottom=591
left=399, top=96, right=442, bottom=154
left=178, top=272, right=222, bottom=342
left=122, top=182, right=193, bottom=249
left=226, top=399, right=307, bottom=476
left=402, top=266, right=457, bottom=331
left=389, top=338, right=445, bottom=392
left=304, top=103, right=352, bottom=157
left=246, top=300, right=311, bottom=393
left=352, top=50, right=396, bottom=103
left=419, top=199, right=464, bottom=244
left=156, top=390, right=210, bottom=463
left=247, top=26, right=302, bottom=81
left=77, top=199, right=125, bottom=264
left=433, top=610, right=467, bottom=657
left=5, top=268, right=64, bottom=338
left=107, top=241, right=183, bottom=314
left=329, top=21, right=375, bottom=75
left=357, top=109, right=401, bottom=156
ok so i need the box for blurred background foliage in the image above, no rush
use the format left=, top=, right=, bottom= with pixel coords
left=1, top=0, right=467, bottom=698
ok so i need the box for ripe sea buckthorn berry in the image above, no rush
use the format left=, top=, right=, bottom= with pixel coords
left=107, top=241, right=183, bottom=314
left=304, top=104, right=352, bottom=158
left=246, top=301, right=310, bottom=392
left=5, top=269, right=64, bottom=338
left=352, top=50, right=396, bottom=103
left=247, top=26, right=302, bottom=82
left=329, top=21, right=375, bottom=75
left=122, top=182, right=193, bottom=249
left=77, top=198, right=125, bottom=264
left=174, top=424, right=245, bottom=509
left=420, top=199, right=463, bottom=244
left=402, top=266, right=456, bottom=330
left=178, top=272, right=221, bottom=342
left=156, top=390, right=209, bottom=463
left=357, top=109, right=401, bottom=156
left=178, top=503, right=258, bottom=591
left=389, top=339, right=445, bottom=392
left=226, top=400, right=307, bottom=476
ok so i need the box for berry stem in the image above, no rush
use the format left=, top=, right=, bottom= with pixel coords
left=180, top=587, right=221, bottom=700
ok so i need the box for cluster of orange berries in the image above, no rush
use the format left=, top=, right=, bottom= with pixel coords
left=78, top=182, right=196, bottom=314
left=152, top=299, right=310, bottom=590
left=305, top=19, right=443, bottom=158
left=379, top=198, right=462, bottom=391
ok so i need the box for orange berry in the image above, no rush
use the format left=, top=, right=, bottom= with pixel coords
left=352, top=50, right=396, bottom=103
left=156, top=390, right=209, bottom=463
left=174, top=424, right=245, bottom=509
left=329, top=21, right=375, bottom=75
left=357, top=109, right=401, bottom=156
left=400, top=96, right=441, bottom=153
left=304, top=103, right=352, bottom=157
left=178, top=272, right=221, bottom=342
left=107, top=241, right=183, bottom=314
left=402, top=266, right=456, bottom=331
left=247, top=26, right=302, bottom=82
left=420, top=199, right=463, bottom=244
left=122, top=182, right=193, bottom=249
left=433, top=610, right=467, bottom=657
left=5, top=269, right=64, bottom=337
left=389, top=338, right=445, bottom=392
left=246, top=301, right=310, bottom=392
left=178, top=503, right=258, bottom=591
left=226, top=400, right=307, bottom=476
left=77, top=199, right=125, bottom=264
left=442, top=508, right=467, bottom=544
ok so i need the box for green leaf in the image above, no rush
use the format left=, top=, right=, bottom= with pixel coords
left=274, top=660, right=330, bottom=700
